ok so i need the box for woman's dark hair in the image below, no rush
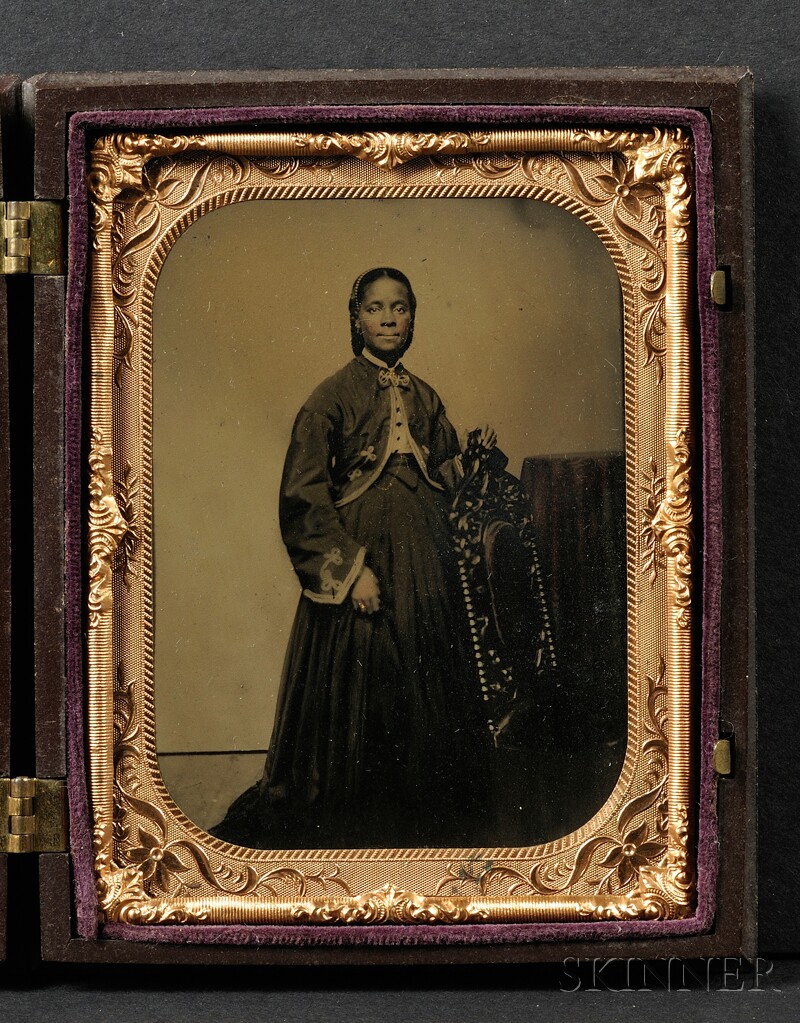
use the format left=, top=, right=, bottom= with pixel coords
left=349, top=267, right=417, bottom=357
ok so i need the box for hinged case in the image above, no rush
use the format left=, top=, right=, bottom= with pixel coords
left=0, top=73, right=16, bottom=967
left=0, top=68, right=755, bottom=965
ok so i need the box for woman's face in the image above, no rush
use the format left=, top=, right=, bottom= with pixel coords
left=357, top=278, right=412, bottom=363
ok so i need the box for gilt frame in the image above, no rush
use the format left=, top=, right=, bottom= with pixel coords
left=85, top=122, right=697, bottom=928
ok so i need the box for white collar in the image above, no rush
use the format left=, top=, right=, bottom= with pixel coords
left=361, top=349, right=403, bottom=370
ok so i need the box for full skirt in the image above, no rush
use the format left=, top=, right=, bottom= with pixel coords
left=210, top=465, right=491, bottom=850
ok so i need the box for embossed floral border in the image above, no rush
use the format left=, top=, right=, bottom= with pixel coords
left=85, top=125, right=697, bottom=926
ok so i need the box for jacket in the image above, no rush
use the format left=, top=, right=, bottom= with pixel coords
left=279, top=354, right=463, bottom=603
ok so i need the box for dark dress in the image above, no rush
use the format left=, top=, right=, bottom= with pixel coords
left=210, top=354, right=491, bottom=850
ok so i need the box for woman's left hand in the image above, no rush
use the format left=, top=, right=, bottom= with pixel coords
left=351, top=565, right=381, bottom=614
left=476, top=424, right=497, bottom=449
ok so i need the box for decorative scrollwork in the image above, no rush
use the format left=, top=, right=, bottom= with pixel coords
left=652, top=430, right=693, bottom=627
left=572, top=127, right=692, bottom=207
left=293, top=884, right=490, bottom=925
left=574, top=803, right=692, bottom=922
left=501, top=813, right=691, bottom=921
left=109, top=153, right=253, bottom=385
left=643, top=657, right=670, bottom=789
left=435, top=654, right=673, bottom=909
left=101, top=661, right=354, bottom=918
left=88, top=430, right=128, bottom=629
left=88, top=133, right=208, bottom=205
left=577, top=894, right=667, bottom=921
left=87, top=126, right=697, bottom=926
left=568, top=128, right=693, bottom=380
left=641, top=458, right=666, bottom=584
left=629, top=130, right=693, bottom=245
left=551, top=148, right=670, bottom=380
left=115, top=461, right=140, bottom=587
left=88, top=133, right=207, bottom=246
left=467, top=814, right=668, bottom=903
left=94, top=814, right=207, bottom=924
left=99, top=774, right=354, bottom=920
left=629, top=803, right=694, bottom=917
left=291, top=130, right=492, bottom=170
left=112, top=664, right=139, bottom=841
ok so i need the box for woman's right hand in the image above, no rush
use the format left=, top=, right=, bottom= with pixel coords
left=476, top=423, right=497, bottom=449
left=351, top=566, right=381, bottom=614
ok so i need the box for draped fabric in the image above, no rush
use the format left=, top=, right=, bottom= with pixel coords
left=522, top=454, right=627, bottom=685
left=497, top=453, right=628, bottom=843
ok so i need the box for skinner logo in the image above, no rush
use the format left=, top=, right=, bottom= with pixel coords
left=559, top=957, right=778, bottom=993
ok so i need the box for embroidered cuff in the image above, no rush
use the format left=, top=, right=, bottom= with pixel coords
left=302, top=545, right=367, bottom=605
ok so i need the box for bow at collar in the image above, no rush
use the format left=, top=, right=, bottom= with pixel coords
left=377, top=363, right=410, bottom=389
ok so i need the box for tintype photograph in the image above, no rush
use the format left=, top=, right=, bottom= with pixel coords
left=85, top=125, right=696, bottom=925
left=151, top=196, right=627, bottom=852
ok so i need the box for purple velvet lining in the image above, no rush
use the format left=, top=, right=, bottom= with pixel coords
left=65, top=117, right=96, bottom=937
left=65, top=102, right=721, bottom=948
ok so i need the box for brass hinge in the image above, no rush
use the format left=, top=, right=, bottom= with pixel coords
left=1, top=201, right=65, bottom=275
left=0, top=777, right=68, bottom=853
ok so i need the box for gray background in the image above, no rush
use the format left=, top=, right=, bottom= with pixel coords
left=1, top=0, right=797, bottom=1015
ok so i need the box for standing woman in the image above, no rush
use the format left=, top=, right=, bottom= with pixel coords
left=211, top=268, right=497, bottom=850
